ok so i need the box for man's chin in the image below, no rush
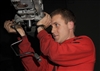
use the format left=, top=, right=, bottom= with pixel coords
left=55, top=39, right=60, bottom=43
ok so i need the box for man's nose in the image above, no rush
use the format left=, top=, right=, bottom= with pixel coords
left=51, top=26, right=56, bottom=34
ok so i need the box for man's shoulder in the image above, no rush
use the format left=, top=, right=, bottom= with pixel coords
left=75, top=35, right=93, bottom=43
left=77, top=35, right=91, bottom=40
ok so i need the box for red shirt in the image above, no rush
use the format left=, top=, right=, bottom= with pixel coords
left=18, top=30, right=96, bottom=71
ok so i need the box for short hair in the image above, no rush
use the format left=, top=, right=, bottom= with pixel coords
left=50, top=8, right=76, bottom=24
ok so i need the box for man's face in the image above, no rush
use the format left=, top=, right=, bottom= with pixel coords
left=51, top=14, right=71, bottom=43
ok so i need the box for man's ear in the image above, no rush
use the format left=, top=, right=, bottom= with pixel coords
left=68, top=21, right=74, bottom=29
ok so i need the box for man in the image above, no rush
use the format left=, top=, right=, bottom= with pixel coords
left=4, top=8, right=96, bottom=71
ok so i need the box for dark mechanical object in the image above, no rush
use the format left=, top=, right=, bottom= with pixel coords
left=11, top=0, right=44, bottom=36
left=10, top=0, right=44, bottom=61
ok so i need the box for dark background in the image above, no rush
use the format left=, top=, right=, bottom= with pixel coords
left=0, top=0, right=100, bottom=71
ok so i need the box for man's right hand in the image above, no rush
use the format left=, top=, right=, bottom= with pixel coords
left=4, top=20, right=26, bottom=37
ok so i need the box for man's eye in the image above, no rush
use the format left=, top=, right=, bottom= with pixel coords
left=55, top=23, right=59, bottom=27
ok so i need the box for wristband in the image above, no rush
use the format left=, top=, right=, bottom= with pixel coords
left=36, top=25, right=45, bottom=29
